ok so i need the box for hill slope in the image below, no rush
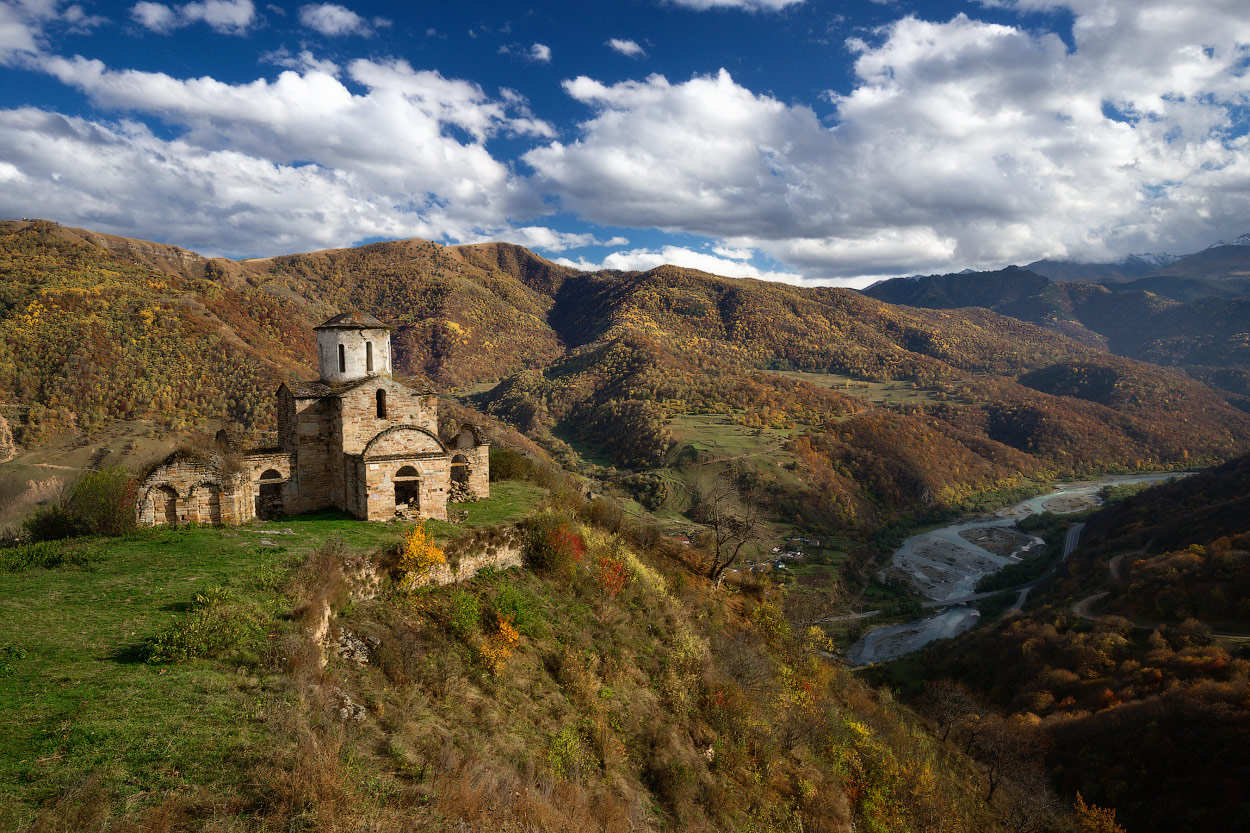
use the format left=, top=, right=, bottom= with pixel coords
left=4, top=218, right=1250, bottom=544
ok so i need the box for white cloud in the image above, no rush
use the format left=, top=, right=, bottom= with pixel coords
left=607, top=38, right=645, bottom=58
left=498, top=42, right=552, bottom=63
left=2, top=0, right=103, bottom=62
left=130, top=0, right=256, bottom=35
left=527, top=2, right=1250, bottom=279
left=2, top=55, right=558, bottom=255
left=130, top=2, right=176, bottom=32
left=667, top=0, right=804, bottom=10
left=298, top=3, right=386, bottom=37
left=470, top=226, right=629, bottom=252
left=260, top=47, right=339, bottom=76
left=556, top=244, right=803, bottom=283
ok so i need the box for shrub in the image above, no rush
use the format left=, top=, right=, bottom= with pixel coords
left=0, top=540, right=91, bottom=571
left=547, top=725, right=593, bottom=782
left=147, top=585, right=266, bottom=664
left=524, top=513, right=586, bottom=574
left=477, top=613, right=520, bottom=675
left=489, top=446, right=535, bottom=482
left=22, top=503, right=81, bottom=541
left=493, top=582, right=544, bottom=638
left=398, top=522, right=446, bottom=589
left=596, top=555, right=630, bottom=597
left=68, top=466, right=138, bottom=536
left=448, top=591, right=480, bottom=639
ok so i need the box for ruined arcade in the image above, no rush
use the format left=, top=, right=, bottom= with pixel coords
left=136, top=313, right=489, bottom=526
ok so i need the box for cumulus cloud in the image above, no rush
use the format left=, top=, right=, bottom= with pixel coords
left=2, top=0, right=103, bottom=62
left=469, top=226, right=629, bottom=253
left=2, top=55, right=556, bottom=255
left=607, top=38, right=645, bottom=58
left=130, top=0, right=256, bottom=35
left=527, top=1, right=1250, bottom=278
left=556, top=244, right=803, bottom=283
left=667, top=0, right=804, bottom=11
left=298, top=3, right=387, bottom=37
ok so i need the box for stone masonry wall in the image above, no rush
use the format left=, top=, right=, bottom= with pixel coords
left=316, top=326, right=392, bottom=384
left=136, top=455, right=252, bottom=527
left=337, top=379, right=437, bottom=455
left=364, top=455, right=449, bottom=521
left=292, top=397, right=335, bottom=514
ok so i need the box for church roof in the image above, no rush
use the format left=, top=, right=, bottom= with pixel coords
left=314, top=312, right=391, bottom=330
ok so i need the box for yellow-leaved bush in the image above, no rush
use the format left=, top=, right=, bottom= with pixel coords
left=398, top=522, right=445, bottom=590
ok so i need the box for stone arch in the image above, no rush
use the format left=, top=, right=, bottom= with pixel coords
left=192, top=481, right=223, bottom=526
left=256, top=469, right=285, bottom=520
left=451, top=425, right=484, bottom=449
left=362, top=425, right=446, bottom=459
left=394, top=464, right=421, bottom=511
left=149, top=484, right=178, bottom=527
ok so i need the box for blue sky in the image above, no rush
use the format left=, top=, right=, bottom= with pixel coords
left=1, top=0, right=1248, bottom=285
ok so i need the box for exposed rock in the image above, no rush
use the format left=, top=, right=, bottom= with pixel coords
left=329, top=686, right=367, bottom=721
left=330, top=627, right=372, bottom=665
left=0, top=412, right=15, bottom=463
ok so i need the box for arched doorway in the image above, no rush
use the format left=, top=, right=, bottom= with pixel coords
left=155, top=485, right=178, bottom=526
left=195, top=483, right=222, bottom=526
left=256, top=469, right=284, bottom=520
left=394, top=465, right=420, bottom=511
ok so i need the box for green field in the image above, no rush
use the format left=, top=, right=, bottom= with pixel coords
left=0, top=483, right=542, bottom=828
left=761, top=369, right=952, bottom=406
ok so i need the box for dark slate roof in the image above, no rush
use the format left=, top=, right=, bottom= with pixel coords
left=283, top=377, right=434, bottom=399
left=314, top=312, right=391, bottom=330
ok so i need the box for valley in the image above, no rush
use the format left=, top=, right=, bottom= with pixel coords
left=3, top=219, right=1250, bottom=832
left=846, top=473, right=1183, bottom=665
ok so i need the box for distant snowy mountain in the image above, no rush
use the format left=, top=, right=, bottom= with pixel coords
left=1207, top=232, right=1250, bottom=248
left=1121, top=252, right=1179, bottom=268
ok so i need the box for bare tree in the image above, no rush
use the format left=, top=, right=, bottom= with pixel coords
left=923, top=679, right=983, bottom=743
left=998, top=763, right=1064, bottom=833
left=691, top=474, right=765, bottom=588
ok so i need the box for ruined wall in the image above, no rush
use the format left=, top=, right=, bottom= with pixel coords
left=136, top=453, right=253, bottom=527
left=407, top=529, right=524, bottom=588
left=239, top=451, right=297, bottom=521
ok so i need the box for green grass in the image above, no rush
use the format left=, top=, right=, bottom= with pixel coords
left=761, top=369, right=950, bottom=406
left=666, top=413, right=798, bottom=459
left=0, top=508, right=423, bottom=827
left=427, top=481, right=546, bottom=538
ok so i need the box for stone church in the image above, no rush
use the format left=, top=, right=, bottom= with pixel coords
left=136, top=313, right=489, bottom=527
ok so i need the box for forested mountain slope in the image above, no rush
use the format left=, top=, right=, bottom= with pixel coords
left=4, top=218, right=1250, bottom=541
left=863, top=266, right=1250, bottom=399
left=892, top=452, right=1250, bottom=833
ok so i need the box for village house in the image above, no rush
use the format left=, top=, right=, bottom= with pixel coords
left=135, top=313, right=489, bottom=526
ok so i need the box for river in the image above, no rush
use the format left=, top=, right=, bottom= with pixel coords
left=844, top=473, right=1183, bottom=666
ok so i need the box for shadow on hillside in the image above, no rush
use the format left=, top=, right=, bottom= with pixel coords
left=109, top=641, right=149, bottom=664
